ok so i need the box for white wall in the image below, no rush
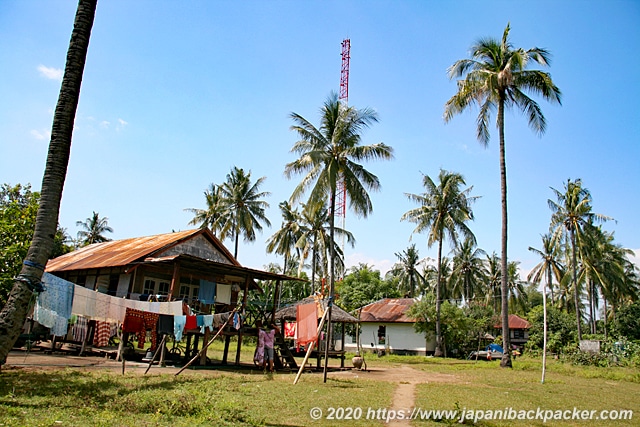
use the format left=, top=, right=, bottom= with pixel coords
left=345, top=322, right=435, bottom=356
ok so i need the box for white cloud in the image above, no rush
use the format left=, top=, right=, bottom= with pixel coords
left=116, top=118, right=128, bottom=131
left=30, top=129, right=50, bottom=140
left=37, top=64, right=63, bottom=81
left=100, top=120, right=111, bottom=129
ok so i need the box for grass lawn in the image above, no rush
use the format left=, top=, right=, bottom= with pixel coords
left=1, top=342, right=638, bottom=427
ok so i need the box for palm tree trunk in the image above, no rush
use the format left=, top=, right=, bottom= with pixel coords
left=0, top=0, right=97, bottom=363
left=542, top=265, right=549, bottom=384
left=603, top=297, right=608, bottom=340
left=498, top=96, right=512, bottom=368
left=434, top=238, right=444, bottom=357
left=311, top=236, right=317, bottom=294
left=323, top=189, right=336, bottom=382
left=571, top=229, right=582, bottom=341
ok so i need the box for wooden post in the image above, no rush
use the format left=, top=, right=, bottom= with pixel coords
left=271, top=279, right=281, bottom=322
left=235, top=276, right=250, bottom=365
left=200, top=328, right=210, bottom=366
left=222, top=335, right=230, bottom=364
left=168, top=262, right=181, bottom=300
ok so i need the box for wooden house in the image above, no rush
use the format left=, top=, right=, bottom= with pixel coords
left=45, top=228, right=300, bottom=364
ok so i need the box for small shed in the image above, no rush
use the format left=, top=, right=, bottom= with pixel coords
left=274, top=296, right=357, bottom=369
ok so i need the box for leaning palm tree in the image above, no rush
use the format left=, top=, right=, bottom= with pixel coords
left=0, top=0, right=97, bottom=361
left=266, top=201, right=302, bottom=274
left=401, top=169, right=476, bottom=356
left=389, top=244, right=425, bottom=298
left=218, top=166, right=271, bottom=260
left=185, top=183, right=230, bottom=237
left=75, top=211, right=113, bottom=246
left=548, top=179, right=610, bottom=340
left=444, top=23, right=561, bottom=367
left=284, top=92, right=393, bottom=381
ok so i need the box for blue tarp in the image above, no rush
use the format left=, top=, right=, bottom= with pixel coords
left=487, top=343, right=504, bottom=353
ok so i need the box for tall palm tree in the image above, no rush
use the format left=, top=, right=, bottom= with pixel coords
left=528, top=233, right=565, bottom=305
left=549, top=179, right=610, bottom=340
left=450, top=237, right=487, bottom=303
left=0, top=0, right=97, bottom=361
left=284, top=92, right=393, bottom=381
left=389, top=244, right=425, bottom=298
left=296, top=200, right=354, bottom=292
left=444, top=23, right=561, bottom=367
left=185, top=183, right=230, bottom=237
left=75, top=211, right=113, bottom=246
left=218, top=166, right=271, bottom=260
left=401, top=169, right=476, bottom=356
left=266, top=201, right=302, bottom=274
left=506, top=260, right=528, bottom=314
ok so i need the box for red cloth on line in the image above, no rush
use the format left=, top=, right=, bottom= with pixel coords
left=284, top=321, right=297, bottom=339
left=138, top=312, right=159, bottom=350
left=296, top=303, right=318, bottom=346
left=185, top=315, right=197, bottom=330
left=123, top=308, right=144, bottom=333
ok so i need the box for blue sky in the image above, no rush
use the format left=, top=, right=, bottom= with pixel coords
left=1, top=0, right=639, bottom=277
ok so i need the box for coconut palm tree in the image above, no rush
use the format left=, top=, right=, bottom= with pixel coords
left=75, top=211, right=113, bottom=246
left=285, top=92, right=393, bottom=381
left=528, top=234, right=565, bottom=305
left=218, top=166, right=271, bottom=260
left=450, top=237, right=487, bottom=303
left=266, top=201, right=302, bottom=275
left=0, top=0, right=97, bottom=361
left=295, top=200, right=354, bottom=292
left=185, top=183, right=230, bottom=237
left=548, top=179, right=610, bottom=340
left=444, top=23, right=561, bottom=366
left=389, top=244, right=425, bottom=298
left=485, top=252, right=502, bottom=312
left=401, top=169, right=477, bottom=356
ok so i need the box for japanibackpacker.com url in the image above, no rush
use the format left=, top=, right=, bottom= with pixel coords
left=309, top=406, right=634, bottom=423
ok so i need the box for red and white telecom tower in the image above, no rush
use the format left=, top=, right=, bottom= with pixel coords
left=335, top=39, right=350, bottom=268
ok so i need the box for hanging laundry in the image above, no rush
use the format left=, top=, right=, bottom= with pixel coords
left=123, top=308, right=145, bottom=333
left=173, top=315, right=186, bottom=341
left=93, top=321, right=112, bottom=347
left=72, top=316, right=88, bottom=342
left=35, top=273, right=75, bottom=336
left=199, top=280, right=216, bottom=304
left=284, top=321, right=297, bottom=339
left=233, top=312, right=241, bottom=330
left=213, top=312, right=230, bottom=328
left=200, top=314, right=213, bottom=334
left=216, top=284, right=231, bottom=304
left=185, top=315, right=197, bottom=330
left=157, top=314, right=174, bottom=335
left=138, top=312, right=159, bottom=350
left=296, top=302, right=318, bottom=346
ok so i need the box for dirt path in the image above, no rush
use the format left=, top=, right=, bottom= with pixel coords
left=332, top=364, right=457, bottom=426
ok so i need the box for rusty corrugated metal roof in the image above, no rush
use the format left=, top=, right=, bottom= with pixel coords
left=494, top=314, right=531, bottom=330
left=358, top=298, right=416, bottom=323
left=46, top=228, right=236, bottom=272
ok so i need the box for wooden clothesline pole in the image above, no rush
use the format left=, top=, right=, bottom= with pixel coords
left=143, top=334, right=168, bottom=375
left=293, top=308, right=329, bottom=385
left=175, top=307, right=238, bottom=376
